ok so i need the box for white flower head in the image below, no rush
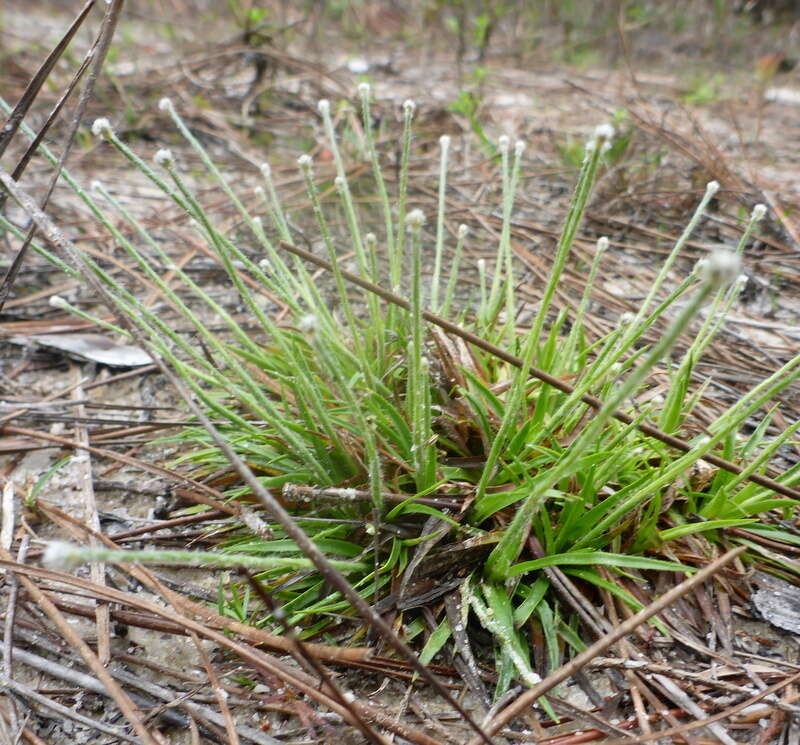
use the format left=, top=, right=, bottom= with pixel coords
left=90, top=180, right=105, bottom=197
left=705, top=180, right=720, bottom=196
left=405, top=208, right=425, bottom=230
left=334, top=176, right=346, bottom=192
left=596, top=236, right=609, bottom=253
left=158, top=97, right=174, bottom=113
left=458, top=224, right=469, bottom=239
left=440, top=134, right=451, bottom=149
left=619, top=311, right=635, bottom=326
left=736, top=273, right=749, bottom=291
left=42, top=541, right=82, bottom=571
left=254, top=185, right=265, bottom=199
left=91, top=118, right=113, bottom=138
left=49, top=295, right=68, bottom=309
left=298, top=314, right=318, bottom=332
left=593, top=123, right=615, bottom=142
left=477, top=258, right=486, bottom=272
left=402, top=99, right=416, bottom=115
left=700, top=250, right=741, bottom=288
left=318, top=99, right=330, bottom=116
left=358, top=82, right=371, bottom=97
left=752, top=203, right=767, bottom=221
left=154, top=148, right=174, bottom=168
left=514, top=140, right=526, bottom=158
left=297, top=153, right=313, bottom=170
left=259, top=162, right=271, bottom=179
left=498, top=134, right=510, bottom=152
left=365, top=232, right=377, bottom=246
left=693, top=258, right=709, bottom=277
left=258, top=259, right=272, bottom=273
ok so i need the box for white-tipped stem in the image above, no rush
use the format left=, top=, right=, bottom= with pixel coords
left=498, top=134, right=510, bottom=152
left=358, top=82, right=371, bottom=97
left=298, top=314, right=318, bottom=332
left=48, top=295, right=69, bottom=309
left=706, top=180, right=720, bottom=196
left=592, top=123, right=615, bottom=142
left=596, top=236, right=609, bottom=253
left=334, top=176, right=346, bottom=192
left=297, top=154, right=312, bottom=169
left=458, top=224, right=469, bottom=239
left=42, top=541, right=82, bottom=571
left=405, top=208, right=425, bottom=230
left=91, top=118, right=113, bottom=138
left=514, top=140, right=526, bottom=157
left=259, top=162, right=271, bottom=178
left=752, top=203, right=767, bottom=221
left=154, top=148, right=174, bottom=168
left=701, top=250, right=741, bottom=288
left=693, top=258, right=709, bottom=277
left=736, top=274, right=749, bottom=291
left=318, top=99, right=330, bottom=115
left=403, top=99, right=416, bottom=115
left=90, top=180, right=104, bottom=197
left=158, top=97, right=174, bottom=113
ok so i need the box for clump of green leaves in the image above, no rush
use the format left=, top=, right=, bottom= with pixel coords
left=6, top=87, right=800, bottom=702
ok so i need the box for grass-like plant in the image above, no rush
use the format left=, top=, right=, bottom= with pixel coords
left=6, top=86, right=800, bottom=700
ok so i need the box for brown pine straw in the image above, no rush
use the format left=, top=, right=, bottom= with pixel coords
left=1, top=559, right=441, bottom=745
left=277, top=240, right=800, bottom=502
left=466, top=545, right=746, bottom=743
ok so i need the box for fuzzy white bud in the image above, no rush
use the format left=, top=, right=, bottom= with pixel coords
left=49, top=295, right=68, bottom=309
left=736, top=274, right=749, bottom=290
left=91, top=118, right=113, bottom=138
left=405, top=208, right=425, bottom=229
left=458, top=224, right=469, bottom=239
left=298, top=314, right=318, bottom=332
left=260, top=162, right=271, bottom=179
left=706, top=180, right=720, bottom=196
left=254, top=185, right=265, bottom=199
left=365, top=232, right=376, bottom=245
left=596, top=236, right=609, bottom=253
left=514, top=140, right=526, bottom=157
left=358, top=82, right=371, bottom=97
left=258, top=259, right=272, bottom=273
left=42, top=541, right=82, bottom=571
left=593, top=123, right=615, bottom=142
left=403, top=99, right=416, bottom=115
left=158, top=97, right=174, bottom=113
left=477, top=258, right=486, bottom=272
left=440, top=134, right=450, bottom=149
left=154, top=148, right=174, bottom=168
left=318, top=99, right=330, bottom=116
left=700, top=250, right=741, bottom=287
left=90, top=180, right=104, bottom=197
left=752, top=204, right=767, bottom=221
left=619, top=311, right=635, bottom=326
left=498, top=135, right=510, bottom=152
left=297, top=154, right=312, bottom=169
left=334, top=176, right=346, bottom=192
left=693, top=258, right=709, bottom=277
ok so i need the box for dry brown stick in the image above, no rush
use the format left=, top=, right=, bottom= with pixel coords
left=466, top=545, right=746, bottom=743
left=277, top=240, right=800, bottom=502
left=70, top=365, right=111, bottom=665
left=0, top=550, right=162, bottom=745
